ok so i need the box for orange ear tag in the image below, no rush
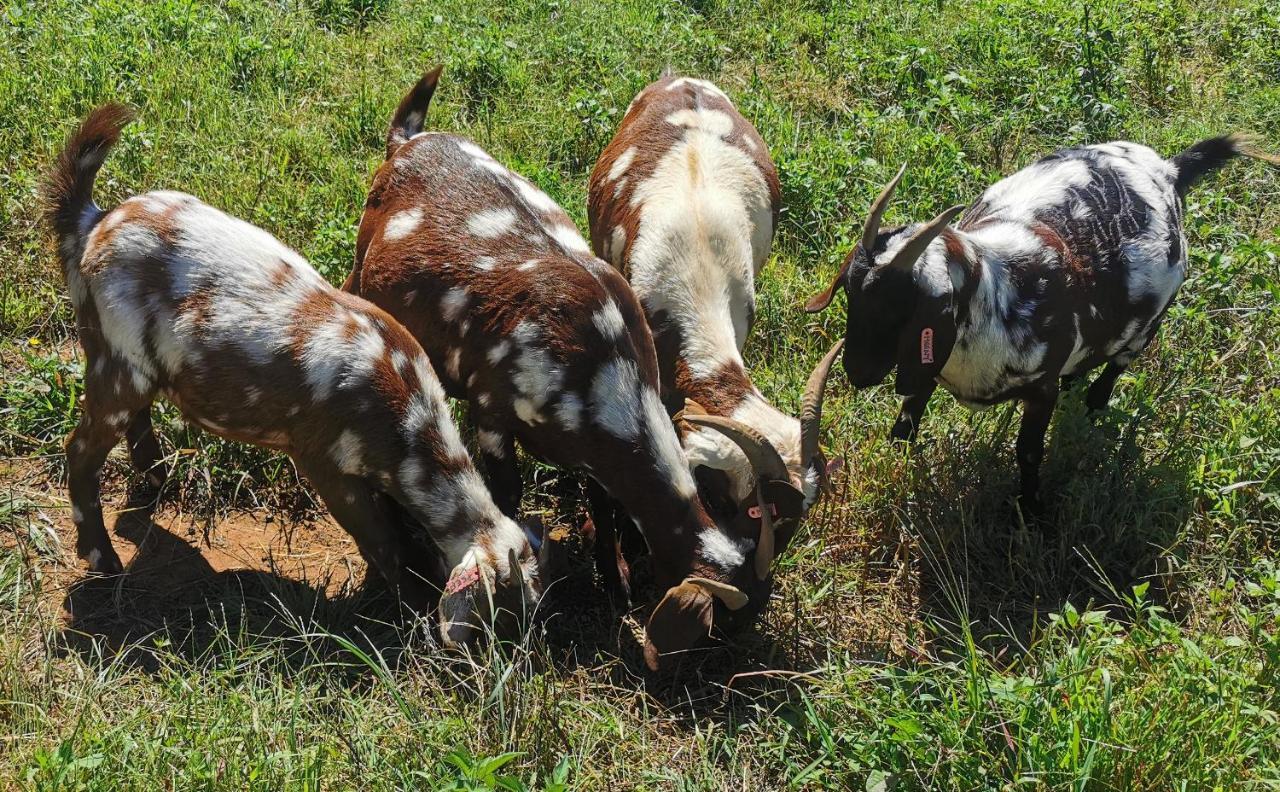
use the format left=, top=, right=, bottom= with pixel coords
left=920, top=327, right=934, bottom=364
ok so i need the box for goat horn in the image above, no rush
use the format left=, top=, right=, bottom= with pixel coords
left=684, top=576, right=749, bottom=610
left=674, top=398, right=710, bottom=423
left=753, top=487, right=775, bottom=580
left=882, top=204, right=967, bottom=274
left=507, top=547, right=521, bottom=583
left=861, top=162, right=907, bottom=252
left=799, top=338, right=844, bottom=467
left=682, top=414, right=788, bottom=482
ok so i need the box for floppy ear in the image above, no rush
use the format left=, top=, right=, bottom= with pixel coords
left=643, top=581, right=714, bottom=671
left=804, top=259, right=851, bottom=313
left=894, top=287, right=957, bottom=396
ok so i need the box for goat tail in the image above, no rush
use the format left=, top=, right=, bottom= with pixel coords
left=41, top=103, right=133, bottom=276
left=1169, top=133, right=1280, bottom=197
left=386, top=65, right=443, bottom=159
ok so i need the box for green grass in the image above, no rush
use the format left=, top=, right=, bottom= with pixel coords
left=2, top=0, right=1279, bottom=788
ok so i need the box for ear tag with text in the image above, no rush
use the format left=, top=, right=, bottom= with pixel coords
left=920, top=327, right=935, bottom=365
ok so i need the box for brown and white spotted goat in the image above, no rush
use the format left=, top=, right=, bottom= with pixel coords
left=805, top=137, right=1280, bottom=513
left=43, top=105, right=541, bottom=647
left=588, top=75, right=842, bottom=558
left=346, top=69, right=771, bottom=669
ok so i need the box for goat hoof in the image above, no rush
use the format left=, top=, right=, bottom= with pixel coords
left=84, top=547, right=124, bottom=576
left=889, top=422, right=917, bottom=443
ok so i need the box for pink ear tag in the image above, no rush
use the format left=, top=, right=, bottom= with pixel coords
left=747, top=502, right=779, bottom=520
left=920, top=327, right=935, bottom=365
left=444, top=565, right=482, bottom=595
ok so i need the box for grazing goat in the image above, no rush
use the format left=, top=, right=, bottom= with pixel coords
left=43, top=104, right=541, bottom=647
left=805, top=137, right=1280, bottom=512
left=345, top=68, right=767, bottom=670
left=587, top=75, right=843, bottom=554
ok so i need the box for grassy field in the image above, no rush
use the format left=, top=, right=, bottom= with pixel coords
left=2, top=0, right=1279, bottom=788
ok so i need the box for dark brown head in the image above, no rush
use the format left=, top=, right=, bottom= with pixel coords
left=805, top=166, right=967, bottom=395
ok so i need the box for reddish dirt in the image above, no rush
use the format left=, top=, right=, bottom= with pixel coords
left=1, top=463, right=369, bottom=614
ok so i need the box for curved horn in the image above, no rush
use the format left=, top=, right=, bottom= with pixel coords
left=682, top=414, right=788, bottom=482
left=753, top=488, right=775, bottom=579
left=800, top=338, right=844, bottom=466
left=674, top=398, right=710, bottom=423
left=882, top=204, right=967, bottom=274
left=684, top=576, right=749, bottom=610
left=861, top=162, right=907, bottom=252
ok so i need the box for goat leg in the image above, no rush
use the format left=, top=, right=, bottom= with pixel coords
left=891, top=381, right=937, bottom=442
left=1015, top=383, right=1060, bottom=517
left=1085, top=361, right=1129, bottom=413
left=125, top=407, right=168, bottom=492
left=585, top=479, right=632, bottom=608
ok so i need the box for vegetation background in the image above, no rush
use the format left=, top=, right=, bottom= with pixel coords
left=2, top=0, right=1278, bottom=788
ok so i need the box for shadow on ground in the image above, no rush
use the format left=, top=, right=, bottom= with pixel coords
left=902, top=390, right=1196, bottom=652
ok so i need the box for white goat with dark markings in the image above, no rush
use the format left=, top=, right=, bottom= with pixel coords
left=43, top=104, right=542, bottom=647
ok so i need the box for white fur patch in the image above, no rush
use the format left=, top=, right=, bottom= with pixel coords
left=608, top=226, right=627, bottom=266
left=641, top=387, right=697, bottom=500
left=487, top=340, right=511, bottom=365
left=608, top=147, right=637, bottom=182
left=664, top=108, right=734, bottom=137
left=478, top=429, right=506, bottom=458
left=698, top=528, right=747, bottom=570
left=467, top=207, right=518, bottom=239
left=514, top=177, right=559, bottom=214
left=440, top=287, right=468, bottom=323
left=666, top=77, right=731, bottom=103
left=328, top=429, right=365, bottom=475
left=625, top=122, right=771, bottom=376
left=510, top=322, right=562, bottom=424
left=555, top=393, right=583, bottom=431
left=550, top=224, right=591, bottom=253
left=592, top=300, right=626, bottom=340
left=590, top=357, right=642, bottom=439
left=383, top=208, right=424, bottom=241
left=458, top=139, right=496, bottom=163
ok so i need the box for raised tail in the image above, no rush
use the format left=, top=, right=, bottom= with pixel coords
left=385, top=65, right=442, bottom=160
left=41, top=103, right=133, bottom=274
left=1169, top=133, right=1280, bottom=197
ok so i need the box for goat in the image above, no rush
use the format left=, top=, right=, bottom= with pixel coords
left=345, top=68, right=774, bottom=670
left=43, top=104, right=542, bottom=647
left=805, top=137, right=1280, bottom=512
left=587, top=75, right=842, bottom=554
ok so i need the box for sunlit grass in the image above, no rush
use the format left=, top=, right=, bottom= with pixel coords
left=1, top=0, right=1278, bottom=788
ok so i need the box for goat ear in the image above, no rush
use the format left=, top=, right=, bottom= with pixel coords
left=804, top=259, right=851, bottom=313
left=387, top=65, right=443, bottom=159
left=894, top=288, right=957, bottom=396
left=437, top=561, right=490, bottom=648
left=643, top=581, right=714, bottom=671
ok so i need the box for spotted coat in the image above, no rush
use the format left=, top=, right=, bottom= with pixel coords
left=587, top=76, right=819, bottom=520
left=43, top=105, right=537, bottom=647
left=808, top=134, right=1280, bottom=509
left=345, top=70, right=767, bottom=636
